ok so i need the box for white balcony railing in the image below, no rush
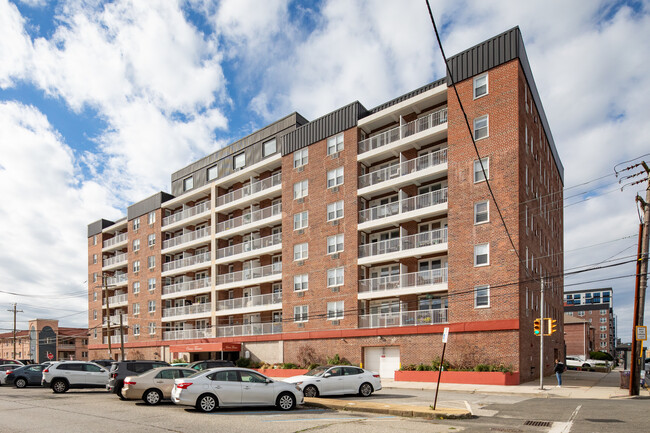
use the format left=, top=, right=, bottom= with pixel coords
left=103, top=232, right=127, bottom=249
left=217, top=292, right=282, bottom=311
left=163, top=227, right=211, bottom=250
left=216, top=233, right=282, bottom=260
left=217, top=173, right=282, bottom=207
left=105, top=274, right=128, bottom=286
left=163, top=252, right=211, bottom=273
left=216, top=263, right=282, bottom=286
left=359, top=228, right=447, bottom=258
left=217, top=322, right=282, bottom=337
left=359, top=308, right=448, bottom=328
left=103, top=253, right=128, bottom=268
left=216, top=203, right=282, bottom=233
left=162, top=303, right=211, bottom=318
left=163, top=328, right=211, bottom=341
left=162, top=201, right=211, bottom=227
left=358, top=148, right=448, bottom=189
left=358, top=107, right=448, bottom=154
left=106, top=293, right=128, bottom=306
left=103, top=314, right=128, bottom=326
left=163, top=277, right=212, bottom=296
left=359, top=188, right=448, bottom=223
left=359, top=268, right=448, bottom=294
left=103, top=335, right=128, bottom=344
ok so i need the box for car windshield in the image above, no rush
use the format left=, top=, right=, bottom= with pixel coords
left=304, top=366, right=329, bottom=377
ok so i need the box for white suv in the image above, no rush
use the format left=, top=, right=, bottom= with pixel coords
left=42, top=361, right=109, bottom=393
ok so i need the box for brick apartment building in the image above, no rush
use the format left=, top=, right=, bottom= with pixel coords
left=87, top=27, right=564, bottom=383
left=563, top=313, right=595, bottom=359
left=564, top=288, right=616, bottom=356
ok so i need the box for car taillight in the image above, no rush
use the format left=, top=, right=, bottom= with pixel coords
left=6, top=371, right=13, bottom=375
left=124, top=381, right=136, bottom=385
left=176, top=382, right=193, bottom=389
left=111, top=373, right=118, bottom=379
left=373, top=374, right=380, bottom=378
left=42, top=369, right=48, bottom=373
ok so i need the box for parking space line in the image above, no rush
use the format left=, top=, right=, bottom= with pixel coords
left=262, top=416, right=397, bottom=422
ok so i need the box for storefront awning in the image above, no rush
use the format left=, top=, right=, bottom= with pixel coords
left=169, top=342, right=241, bottom=353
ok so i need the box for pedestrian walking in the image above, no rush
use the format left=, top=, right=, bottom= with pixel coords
left=554, top=359, right=566, bottom=387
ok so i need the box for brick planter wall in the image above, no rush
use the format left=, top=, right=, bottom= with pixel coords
left=395, top=370, right=520, bottom=385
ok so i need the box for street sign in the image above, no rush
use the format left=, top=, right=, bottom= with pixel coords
left=442, top=327, right=449, bottom=343
left=636, top=326, right=647, bottom=341
left=47, top=352, right=53, bottom=360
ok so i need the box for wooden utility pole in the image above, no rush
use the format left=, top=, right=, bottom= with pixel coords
left=6, top=303, right=23, bottom=359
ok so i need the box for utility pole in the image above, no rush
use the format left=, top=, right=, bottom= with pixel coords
left=6, top=303, right=23, bottom=360
left=539, top=277, right=545, bottom=390
left=119, top=311, right=125, bottom=361
left=103, top=274, right=112, bottom=359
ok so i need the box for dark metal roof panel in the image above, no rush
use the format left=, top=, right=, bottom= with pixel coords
left=366, top=78, right=446, bottom=115
left=127, top=192, right=174, bottom=220
left=87, top=219, right=115, bottom=237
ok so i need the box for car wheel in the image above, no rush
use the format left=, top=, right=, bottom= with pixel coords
left=52, top=379, right=68, bottom=393
left=303, top=385, right=319, bottom=398
left=116, top=384, right=126, bottom=400
left=582, top=363, right=591, bottom=369
left=15, top=378, right=27, bottom=389
left=143, top=389, right=162, bottom=405
left=358, top=382, right=373, bottom=397
left=196, top=394, right=217, bottom=412
left=277, top=392, right=296, bottom=411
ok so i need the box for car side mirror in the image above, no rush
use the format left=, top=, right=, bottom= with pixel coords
left=265, top=378, right=273, bottom=384
left=323, top=373, right=331, bottom=378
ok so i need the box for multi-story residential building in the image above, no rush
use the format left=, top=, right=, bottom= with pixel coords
left=0, top=319, right=89, bottom=363
left=564, top=288, right=615, bottom=356
left=87, top=27, right=564, bottom=383
left=564, top=313, right=595, bottom=359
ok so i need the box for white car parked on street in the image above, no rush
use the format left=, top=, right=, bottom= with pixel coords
left=171, top=367, right=303, bottom=412
left=284, top=365, right=382, bottom=398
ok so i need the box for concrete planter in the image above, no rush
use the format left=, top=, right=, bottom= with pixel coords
left=254, top=368, right=309, bottom=377
left=395, top=370, right=520, bottom=385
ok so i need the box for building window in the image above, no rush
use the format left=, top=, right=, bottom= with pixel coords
left=233, top=153, right=245, bottom=170
left=93, top=329, right=97, bottom=338
left=327, top=167, right=344, bottom=188
left=473, top=115, right=489, bottom=140
left=148, top=211, right=156, bottom=225
left=578, top=311, right=585, bottom=317
left=92, top=272, right=97, bottom=283
left=148, top=234, right=155, bottom=247
left=327, top=234, right=344, bottom=254
left=473, top=73, right=488, bottom=98
left=148, top=300, right=156, bottom=313
left=473, top=157, right=489, bottom=183
left=294, top=243, right=308, bottom=261
left=93, top=235, right=97, bottom=245
left=183, top=176, right=193, bottom=191
left=327, top=267, right=344, bottom=287
left=327, top=301, right=344, bottom=319
left=600, top=325, right=607, bottom=331
left=294, top=274, right=308, bottom=292
left=600, top=333, right=607, bottom=339
left=327, top=133, right=344, bottom=155
left=475, top=285, right=490, bottom=308
left=294, top=305, right=308, bottom=322
left=263, top=138, right=277, bottom=157
left=600, top=309, right=607, bottom=315
left=149, top=322, right=156, bottom=335
left=93, top=310, right=97, bottom=320
left=133, top=281, right=140, bottom=294
left=133, top=303, right=140, bottom=315
left=147, top=256, right=155, bottom=269
left=294, top=211, right=308, bottom=230
left=133, top=239, right=140, bottom=251
left=93, top=292, right=97, bottom=301
left=600, top=317, right=607, bottom=323
left=293, top=180, right=308, bottom=199
left=133, top=218, right=140, bottom=231
left=474, top=244, right=489, bottom=266
left=207, top=165, right=218, bottom=181
left=133, top=324, right=140, bottom=336
left=92, top=254, right=97, bottom=264
left=133, top=260, right=140, bottom=273
left=600, top=342, right=607, bottom=348
left=327, top=200, right=344, bottom=221
left=474, top=201, right=489, bottom=224
left=293, top=148, right=308, bottom=168
left=148, top=278, right=156, bottom=292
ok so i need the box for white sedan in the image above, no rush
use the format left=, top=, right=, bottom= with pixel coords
left=284, top=365, right=381, bottom=398
left=171, top=367, right=303, bottom=412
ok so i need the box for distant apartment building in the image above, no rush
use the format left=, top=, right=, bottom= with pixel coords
left=563, top=313, right=595, bottom=359
left=87, top=27, right=564, bottom=383
left=564, top=288, right=615, bottom=356
left=0, top=319, right=88, bottom=362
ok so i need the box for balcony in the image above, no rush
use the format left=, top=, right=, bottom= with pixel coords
left=357, top=107, right=448, bottom=163
left=102, top=233, right=128, bottom=250
left=217, top=322, right=282, bottom=337
left=162, top=303, right=211, bottom=320
left=163, top=328, right=211, bottom=341
left=359, top=188, right=448, bottom=231
left=359, top=308, right=448, bottom=328
left=105, top=274, right=128, bottom=287
left=102, top=252, right=128, bottom=271
left=215, top=203, right=282, bottom=238
left=358, top=149, right=448, bottom=196
left=57, top=344, right=76, bottom=351
left=215, top=233, right=282, bottom=264
left=358, top=269, right=448, bottom=300
left=216, top=172, right=282, bottom=212
left=104, top=293, right=128, bottom=307
left=358, top=228, right=448, bottom=266
left=103, top=314, right=128, bottom=326
left=162, top=252, right=211, bottom=277
left=162, top=227, right=211, bottom=254
left=103, top=335, right=128, bottom=344
left=216, top=293, right=282, bottom=315
left=162, top=201, right=211, bottom=229
left=162, top=277, right=212, bottom=299
left=216, top=263, right=282, bottom=289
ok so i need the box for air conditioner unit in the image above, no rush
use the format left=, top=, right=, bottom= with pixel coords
left=297, top=261, right=304, bottom=266
left=297, top=166, right=304, bottom=173
left=331, top=320, right=340, bottom=326
left=297, top=198, right=304, bottom=204
left=297, top=292, right=304, bottom=298
left=331, top=220, right=339, bottom=226
left=297, top=229, right=304, bottom=235
left=332, top=186, right=339, bottom=192
left=297, top=323, right=304, bottom=328
left=331, top=253, right=340, bottom=259
left=331, top=286, right=340, bottom=293
left=330, top=152, right=340, bottom=159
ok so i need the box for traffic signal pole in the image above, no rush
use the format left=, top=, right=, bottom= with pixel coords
left=539, top=277, right=544, bottom=390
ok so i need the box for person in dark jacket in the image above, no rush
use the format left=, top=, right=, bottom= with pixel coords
left=554, top=359, right=566, bottom=387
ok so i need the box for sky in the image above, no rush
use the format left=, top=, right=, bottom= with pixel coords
left=0, top=0, right=649, bottom=345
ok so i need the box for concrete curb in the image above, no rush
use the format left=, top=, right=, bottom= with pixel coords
left=303, top=397, right=472, bottom=419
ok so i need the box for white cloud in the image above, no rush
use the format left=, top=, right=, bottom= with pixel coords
left=0, top=0, right=33, bottom=88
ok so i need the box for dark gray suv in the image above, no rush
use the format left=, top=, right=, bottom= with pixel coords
left=107, top=360, right=169, bottom=399
left=187, top=360, right=235, bottom=371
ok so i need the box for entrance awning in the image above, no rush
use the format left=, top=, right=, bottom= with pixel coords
left=169, top=342, right=241, bottom=353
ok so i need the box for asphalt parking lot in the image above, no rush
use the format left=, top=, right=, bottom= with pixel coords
left=0, top=386, right=460, bottom=433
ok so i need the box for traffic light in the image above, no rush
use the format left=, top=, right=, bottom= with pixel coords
left=549, top=319, right=557, bottom=335
left=534, top=318, right=541, bottom=335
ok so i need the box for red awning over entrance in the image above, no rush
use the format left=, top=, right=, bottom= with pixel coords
left=169, top=342, right=241, bottom=353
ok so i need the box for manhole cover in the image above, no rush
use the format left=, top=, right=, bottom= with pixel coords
left=523, top=420, right=552, bottom=427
